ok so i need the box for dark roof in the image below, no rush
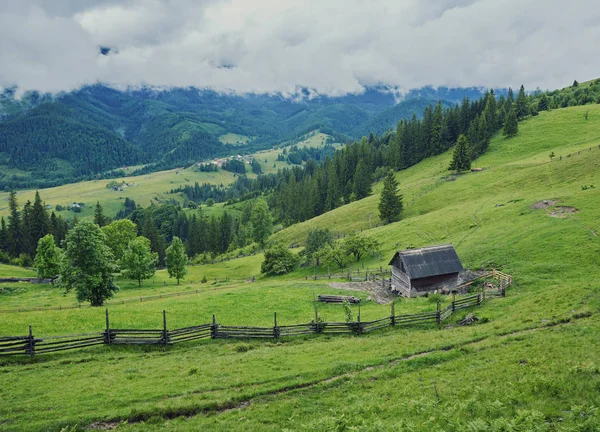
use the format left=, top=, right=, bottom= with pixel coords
left=388, top=244, right=463, bottom=279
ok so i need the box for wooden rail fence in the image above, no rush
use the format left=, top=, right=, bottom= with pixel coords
left=0, top=276, right=509, bottom=357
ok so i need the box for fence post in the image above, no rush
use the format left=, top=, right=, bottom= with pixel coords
left=477, top=290, right=482, bottom=306
left=452, top=294, right=456, bottom=313
left=313, top=301, right=320, bottom=333
left=273, top=312, right=279, bottom=341
left=211, top=314, right=217, bottom=339
left=162, top=310, right=169, bottom=345
left=357, top=304, right=362, bottom=335
left=436, top=301, right=441, bottom=325
left=391, top=302, right=396, bottom=326
left=104, top=308, right=111, bottom=345
left=27, top=325, right=35, bottom=358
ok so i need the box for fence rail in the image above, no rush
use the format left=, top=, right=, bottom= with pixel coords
left=0, top=274, right=511, bottom=357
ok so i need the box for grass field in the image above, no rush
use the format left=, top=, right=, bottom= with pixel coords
left=219, top=133, right=251, bottom=145
left=1, top=105, right=600, bottom=431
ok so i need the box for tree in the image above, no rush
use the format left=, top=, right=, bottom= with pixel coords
left=142, top=211, right=166, bottom=266
left=251, top=198, right=273, bottom=246
left=449, top=134, right=472, bottom=172
left=573, top=80, right=579, bottom=87
left=316, top=242, right=350, bottom=269
left=343, top=233, right=381, bottom=262
left=0, top=217, right=7, bottom=253
left=538, top=93, right=549, bottom=111
left=30, top=191, right=49, bottom=248
left=304, top=228, right=333, bottom=266
left=101, top=219, right=138, bottom=261
left=7, top=191, right=22, bottom=257
left=58, top=221, right=118, bottom=306
left=515, top=85, right=529, bottom=119
left=121, top=236, right=158, bottom=286
left=353, top=160, right=372, bottom=200
left=165, top=236, right=188, bottom=284
left=378, top=170, right=403, bottom=224
left=34, top=234, right=61, bottom=284
left=205, top=198, right=215, bottom=207
left=261, top=244, right=299, bottom=275
left=503, top=108, right=519, bottom=138
left=94, top=201, right=107, bottom=227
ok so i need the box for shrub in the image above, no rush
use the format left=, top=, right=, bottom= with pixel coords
left=261, top=244, right=299, bottom=275
left=201, top=276, right=208, bottom=283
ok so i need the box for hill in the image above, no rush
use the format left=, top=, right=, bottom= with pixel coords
left=0, top=85, right=488, bottom=189
left=1, top=104, right=599, bottom=430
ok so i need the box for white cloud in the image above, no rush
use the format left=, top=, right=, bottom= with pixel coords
left=1, top=0, right=599, bottom=95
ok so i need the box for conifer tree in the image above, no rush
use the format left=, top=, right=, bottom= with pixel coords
left=430, top=101, right=444, bottom=155
left=31, top=191, right=49, bottom=248
left=378, top=170, right=403, bottom=224
left=142, top=211, right=166, bottom=266
left=353, top=160, right=372, bottom=199
left=515, top=85, right=529, bottom=119
left=449, top=134, right=472, bottom=172
left=7, top=191, right=22, bottom=257
left=21, top=201, right=33, bottom=257
left=94, top=202, right=106, bottom=227
left=0, top=217, right=7, bottom=253
left=538, top=93, right=549, bottom=111
left=166, top=236, right=188, bottom=285
left=503, top=108, right=519, bottom=138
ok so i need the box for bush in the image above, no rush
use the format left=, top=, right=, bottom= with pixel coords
left=201, top=276, right=208, bottom=283
left=428, top=293, right=443, bottom=303
left=12, top=253, right=33, bottom=268
left=0, top=251, right=9, bottom=264
left=260, top=244, right=299, bottom=275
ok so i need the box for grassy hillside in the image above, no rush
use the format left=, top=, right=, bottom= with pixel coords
left=1, top=104, right=600, bottom=431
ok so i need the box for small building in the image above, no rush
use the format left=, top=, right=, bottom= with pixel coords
left=388, top=244, right=463, bottom=297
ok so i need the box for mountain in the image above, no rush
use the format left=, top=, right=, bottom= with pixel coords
left=0, top=84, right=490, bottom=189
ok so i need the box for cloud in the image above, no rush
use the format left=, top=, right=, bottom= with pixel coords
left=1, top=0, right=599, bottom=95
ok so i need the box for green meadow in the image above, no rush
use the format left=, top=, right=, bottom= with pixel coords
left=1, top=105, right=600, bottom=430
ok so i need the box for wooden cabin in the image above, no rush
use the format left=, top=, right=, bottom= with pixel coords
left=388, top=244, right=463, bottom=297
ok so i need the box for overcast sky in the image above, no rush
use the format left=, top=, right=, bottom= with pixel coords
left=1, top=0, right=599, bottom=96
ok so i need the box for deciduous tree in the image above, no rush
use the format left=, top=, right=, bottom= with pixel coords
left=121, top=236, right=158, bottom=286
left=34, top=234, right=61, bottom=284
left=166, top=236, right=188, bottom=285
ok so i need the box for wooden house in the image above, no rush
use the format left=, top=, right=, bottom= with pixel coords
left=388, top=244, right=463, bottom=297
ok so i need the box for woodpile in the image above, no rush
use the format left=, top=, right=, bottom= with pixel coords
left=318, top=294, right=361, bottom=304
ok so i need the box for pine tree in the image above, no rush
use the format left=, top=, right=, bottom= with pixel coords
left=121, top=236, right=158, bottom=286
left=515, top=85, right=529, bottom=119
left=21, top=201, right=33, bottom=257
left=94, top=202, right=107, bottom=227
left=165, top=237, right=188, bottom=285
left=538, top=93, right=549, bottom=111
left=353, top=160, right=372, bottom=200
left=449, top=134, right=472, bottom=172
left=503, top=108, right=519, bottom=138
left=378, top=170, right=403, bottom=224
left=7, top=191, right=22, bottom=257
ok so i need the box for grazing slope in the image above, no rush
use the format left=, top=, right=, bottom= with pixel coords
left=1, top=104, right=600, bottom=431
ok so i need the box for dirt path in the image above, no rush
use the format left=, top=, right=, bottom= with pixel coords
left=327, top=281, right=396, bottom=304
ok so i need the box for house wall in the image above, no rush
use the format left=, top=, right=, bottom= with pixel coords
left=410, top=273, right=459, bottom=295
left=391, top=266, right=411, bottom=297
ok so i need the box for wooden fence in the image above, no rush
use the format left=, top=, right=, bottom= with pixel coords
left=0, top=277, right=509, bottom=357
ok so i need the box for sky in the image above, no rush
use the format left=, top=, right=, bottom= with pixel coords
left=1, top=0, right=599, bottom=96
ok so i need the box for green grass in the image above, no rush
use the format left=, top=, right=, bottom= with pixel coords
left=0, top=263, right=35, bottom=278
left=1, top=105, right=600, bottom=431
left=219, top=133, right=251, bottom=145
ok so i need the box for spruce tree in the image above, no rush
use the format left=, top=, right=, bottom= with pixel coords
left=378, top=170, right=403, bottom=224
left=353, top=160, right=372, bottom=200
left=165, top=236, right=188, bottom=285
left=503, top=108, right=519, bottom=138
left=515, top=85, right=529, bottom=119
left=449, top=134, right=472, bottom=172
left=31, top=191, right=49, bottom=248
left=538, top=93, right=549, bottom=111
left=0, top=217, right=7, bottom=253
left=94, top=202, right=106, bottom=227
left=21, top=201, right=33, bottom=257
left=7, top=191, right=22, bottom=257
left=430, top=101, right=444, bottom=155
left=142, top=211, right=166, bottom=266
